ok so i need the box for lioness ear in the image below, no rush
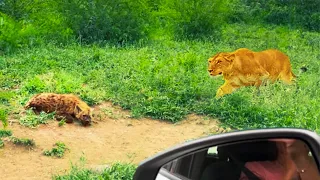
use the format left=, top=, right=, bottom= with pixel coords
left=246, top=52, right=254, bottom=59
left=225, top=54, right=235, bottom=62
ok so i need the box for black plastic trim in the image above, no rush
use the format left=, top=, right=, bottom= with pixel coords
left=133, top=128, right=320, bottom=180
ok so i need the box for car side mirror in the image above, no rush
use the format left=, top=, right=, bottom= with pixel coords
left=133, top=128, right=320, bottom=180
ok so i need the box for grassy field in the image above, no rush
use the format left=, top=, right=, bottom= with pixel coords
left=1, top=1, right=319, bottom=179
left=1, top=24, right=319, bottom=131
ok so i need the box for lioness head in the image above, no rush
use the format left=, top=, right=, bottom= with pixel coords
left=74, top=103, right=92, bottom=126
left=208, top=53, right=234, bottom=76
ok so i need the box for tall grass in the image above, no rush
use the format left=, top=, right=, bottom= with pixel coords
left=1, top=0, right=318, bottom=53
left=1, top=24, right=319, bottom=131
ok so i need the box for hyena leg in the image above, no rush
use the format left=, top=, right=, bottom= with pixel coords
left=55, top=114, right=75, bottom=123
left=216, top=82, right=239, bottom=98
left=28, top=106, right=42, bottom=115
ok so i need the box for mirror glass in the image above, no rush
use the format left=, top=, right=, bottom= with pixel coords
left=156, top=138, right=319, bottom=180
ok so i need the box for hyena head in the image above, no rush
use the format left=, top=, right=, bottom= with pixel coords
left=74, top=103, right=92, bottom=126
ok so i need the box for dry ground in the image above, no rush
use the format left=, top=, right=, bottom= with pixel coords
left=0, top=102, right=227, bottom=180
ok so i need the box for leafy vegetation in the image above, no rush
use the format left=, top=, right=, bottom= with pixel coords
left=0, top=139, right=3, bottom=148
left=19, top=109, right=55, bottom=128
left=53, top=162, right=137, bottom=180
left=58, top=119, right=66, bottom=127
left=0, top=128, right=12, bottom=149
left=10, top=137, right=35, bottom=147
left=237, top=0, right=320, bottom=31
left=43, top=142, right=68, bottom=158
left=0, top=109, right=8, bottom=128
left=0, top=129, right=12, bottom=138
left=0, top=0, right=318, bottom=53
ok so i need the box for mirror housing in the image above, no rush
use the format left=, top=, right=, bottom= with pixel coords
left=133, top=128, right=320, bottom=180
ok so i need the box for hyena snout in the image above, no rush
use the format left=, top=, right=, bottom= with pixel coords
left=80, top=115, right=91, bottom=126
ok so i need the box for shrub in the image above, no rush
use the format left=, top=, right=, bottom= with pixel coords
left=20, top=76, right=47, bottom=94
left=149, top=0, right=232, bottom=40
left=0, top=109, right=8, bottom=129
left=58, top=0, right=150, bottom=44
left=19, top=109, right=55, bottom=128
left=10, top=137, right=35, bottom=147
left=0, top=1, right=73, bottom=53
left=0, top=139, right=3, bottom=148
left=0, top=129, right=12, bottom=138
left=0, top=91, right=15, bottom=104
left=237, top=0, right=320, bottom=31
left=0, top=13, right=23, bottom=53
left=172, top=0, right=229, bottom=40
left=43, top=142, right=69, bottom=158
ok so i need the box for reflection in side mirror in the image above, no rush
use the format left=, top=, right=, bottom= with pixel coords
left=157, top=139, right=319, bottom=180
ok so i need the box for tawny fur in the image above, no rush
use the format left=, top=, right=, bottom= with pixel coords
left=24, top=93, right=92, bottom=126
left=208, top=48, right=296, bottom=98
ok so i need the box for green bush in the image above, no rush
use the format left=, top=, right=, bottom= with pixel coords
left=58, top=0, right=150, bottom=44
left=0, top=13, right=23, bottom=53
left=10, top=136, right=35, bottom=147
left=19, top=109, right=55, bottom=128
left=148, top=0, right=232, bottom=40
left=1, top=0, right=319, bottom=51
left=237, top=0, right=320, bottom=31
left=0, top=1, right=73, bottom=53
left=0, top=139, right=3, bottom=148
left=43, top=142, right=68, bottom=158
left=172, top=0, right=230, bottom=40
left=0, top=91, right=15, bottom=104
left=0, top=129, right=12, bottom=138
left=0, top=0, right=34, bottom=20
left=0, top=109, right=8, bottom=129
left=20, top=76, right=47, bottom=94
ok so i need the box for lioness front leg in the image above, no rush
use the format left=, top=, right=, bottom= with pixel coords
left=216, top=83, right=239, bottom=98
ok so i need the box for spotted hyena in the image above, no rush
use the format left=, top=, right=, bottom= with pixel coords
left=24, top=93, right=92, bottom=126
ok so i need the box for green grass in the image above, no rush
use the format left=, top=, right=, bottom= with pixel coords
left=58, top=119, right=66, bottom=127
left=19, top=109, right=55, bottom=128
left=1, top=24, right=319, bottom=131
left=0, top=139, right=3, bottom=148
left=43, top=142, right=68, bottom=158
left=10, top=137, right=35, bottom=147
left=0, top=129, right=12, bottom=138
left=53, top=162, right=137, bottom=180
left=0, top=109, right=8, bottom=128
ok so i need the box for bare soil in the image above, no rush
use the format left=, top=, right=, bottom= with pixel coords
left=0, top=102, right=226, bottom=180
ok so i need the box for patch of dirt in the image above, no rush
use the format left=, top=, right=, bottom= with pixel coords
left=0, top=102, right=227, bottom=180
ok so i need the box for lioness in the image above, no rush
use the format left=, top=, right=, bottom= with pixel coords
left=25, top=93, right=92, bottom=126
left=208, top=48, right=296, bottom=98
